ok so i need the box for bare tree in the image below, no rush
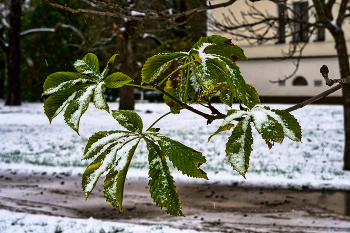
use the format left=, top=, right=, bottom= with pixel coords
left=210, top=0, right=350, bottom=170
left=44, top=0, right=237, bottom=109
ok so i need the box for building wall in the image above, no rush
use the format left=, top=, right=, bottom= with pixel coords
left=209, top=0, right=350, bottom=98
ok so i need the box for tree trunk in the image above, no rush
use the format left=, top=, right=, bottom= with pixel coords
left=5, top=0, right=21, bottom=106
left=332, top=29, right=350, bottom=170
left=119, top=18, right=136, bottom=110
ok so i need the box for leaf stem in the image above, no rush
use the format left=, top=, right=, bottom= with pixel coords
left=125, top=83, right=155, bottom=90
left=146, top=111, right=172, bottom=131
left=155, top=86, right=226, bottom=122
left=158, top=60, right=195, bottom=86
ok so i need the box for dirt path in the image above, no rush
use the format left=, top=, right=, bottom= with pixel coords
left=0, top=168, right=350, bottom=232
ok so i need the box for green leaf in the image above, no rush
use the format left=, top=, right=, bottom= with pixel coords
left=104, top=141, right=140, bottom=212
left=245, top=84, right=260, bottom=109
left=82, top=143, right=118, bottom=199
left=220, top=86, right=233, bottom=107
left=252, top=114, right=284, bottom=149
left=193, top=58, right=226, bottom=95
left=163, top=80, right=183, bottom=114
left=74, top=53, right=101, bottom=80
left=145, top=139, right=184, bottom=216
left=270, top=109, right=302, bottom=142
left=42, top=72, right=92, bottom=96
left=64, top=85, right=96, bottom=134
left=101, top=54, right=118, bottom=78
left=153, top=136, right=208, bottom=179
left=208, top=123, right=234, bottom=142
left=250, top=106, right=302, bottom=142
left=104, top=72, right=133, bottom=88
left=226, top=116, right=253, bottom=178
left=93, top=82, right=109, bottom=112
left=44, top=87, right=79, bottom=123
left=112, top=110, right=143, bottom=133
left=83, top=130, right=132, bottom=160
left=142, top=52, right=188, bottom=84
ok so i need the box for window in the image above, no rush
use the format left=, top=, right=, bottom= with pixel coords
left=278, top=80, right=286, bottom=86
left=277, top=3, right=286, bottom=43
left=314, top=80, right=322, bottom=86
left=293, top=2, right=309, bottom=42
left=293, top=76, right=308, bottom=86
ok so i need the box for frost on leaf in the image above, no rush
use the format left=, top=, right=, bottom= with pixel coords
left=83, top=131, right=132, bottom=160
left=141, top=52, right=188, bottom=84
left=44, top=87, right=78, bottom=123
left=104, top=141, right=139, bottom=212
left=64, top=85, right=96, bottom=134
left=146, top=139, right=184, bottom=216
left=112, top=110, right=143, bottom=133
left=82, top=143, right=118, bottom=199
left=93, top=82, right=109, bottom=112
left=42, top=72, right=92, bottom=96
left=225, top=116, right=253, bottom=178
left=74, top=53, right=101, bottom=80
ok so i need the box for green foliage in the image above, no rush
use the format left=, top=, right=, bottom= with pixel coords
left=42, top=54, right=132, bottom=133
left=211, top=106, right=302, bottom=177
left=141, top=35, right=259, bottom=110
left=44, top=35, right=302, bottom=216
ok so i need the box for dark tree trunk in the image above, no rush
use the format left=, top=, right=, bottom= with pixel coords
left=119, top=15, right=136, bottom=110
left=331, top=29, right=350, bottom=170
left=5, top=0, right=21, bottom=106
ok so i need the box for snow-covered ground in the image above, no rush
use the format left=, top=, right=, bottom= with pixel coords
left=0, top=100, right=348, bottom=190
left=0, top=209, right=206, bottom=233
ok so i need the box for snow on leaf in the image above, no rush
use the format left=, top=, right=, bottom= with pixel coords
left=145, top=139, right=184, bottom=216
left=83, top=131, right=132, bottom=160
left=64, top=85, right=96, bottom=134
left=82, top=143, right=119, bottom=199
left=141, top=52, right=188, bottom=84
left=93, top=82, right=109, bottom=112
left=104, top=140, right=140, bottom=212
left=42, top=72, right=92, bottom=96
left=220, top=86, right=233, bottom=107
left=251, top=106, right=302, bottom=142
left=112, top=110, right=143, bottom=133
left=225, top=116, right=253, bottom=178
left=74, top=53, right=101, bottom=80
left=221, top=109, right=247, bottom=127
left=44, top=87, right=78, bottom=123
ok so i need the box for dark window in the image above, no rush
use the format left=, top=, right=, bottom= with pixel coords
left=277, top=3, right=286, bottom=43
left=293, top=2, right=309, bottom=42
left=293, top=76, right=308, bottom=86
left=314, top=80, right=322, bottom=86
left=278, top=80, right=286, bottom=86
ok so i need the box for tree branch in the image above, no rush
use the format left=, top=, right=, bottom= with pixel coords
left=154, top=85, right=226, bottom=122
left=285, top=66, right=350, bottom=112
left=20, top=23, right=86, bottom=46
left=45, top=0, right=238, bottom=22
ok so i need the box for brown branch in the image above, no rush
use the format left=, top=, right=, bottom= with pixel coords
left=45, top=0, right=238, bottom=21
left=154, top=86, right=226, bottom=122
left=285, top=66, right=350, bottom=113
left=285, top=84, right=342, bottom=113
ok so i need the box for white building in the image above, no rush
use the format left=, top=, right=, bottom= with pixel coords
left=210, top=0, right=350, bottom=103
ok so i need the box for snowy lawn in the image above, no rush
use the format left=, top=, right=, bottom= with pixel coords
left=0, top=209, right=205, bottom=233
left=0, top=100, right=349, bottom=189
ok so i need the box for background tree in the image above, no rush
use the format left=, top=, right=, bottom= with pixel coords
left=45, top=0, right=234, bottom=110
left=210, top=0, right=350, bottom=170
left=0, top=0, right=86, bottom=105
